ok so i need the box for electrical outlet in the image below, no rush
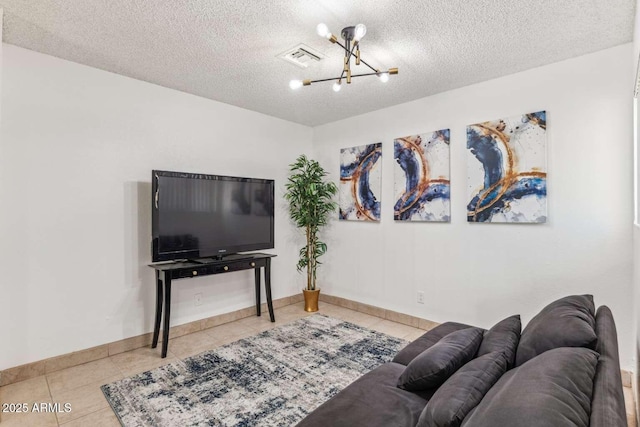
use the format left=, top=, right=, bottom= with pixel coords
left=417, top=291, right=425, bottom=304
left=194, top=293, right=203, bottom=306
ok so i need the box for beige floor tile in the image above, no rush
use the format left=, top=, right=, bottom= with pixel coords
left=204, top=320, right=259, bottom=345
left=169, top=329, right=222, bottom=359
left=233, top=315, right=274, bottom=330
left=347, top=311, right=384, bottom=328
left=0, top=397, right=59, bottom=426
left=332, top=309, right=376, bottom=325
left=397, top=326, right=425, bottom=340
left=404, top=328, right=428, bottom=342
left=275, top=303, right=308, bottom=316
left=623, top=386, right=637, bottom=427
left=109, top=346, right=178, bottom=377
left=385, top=310, right=420, bottom=328
left=271, top=309, right=313, bottom=324
left=246, top=314, right=297, bottom=335
left=283, top=310, right=315, bottom=322
left=51, top=375, right=121, bottom=424
left=46, top=358, right=121, bottom=395
left=317, top=304, right=356, bottom=320
left=418, top=318, right=439, bottom=331
left=245, top=310, right=314, bottom=334
left=0, top=375, right=51, bottom=403
left=59, top=407, right=120, bottom=427
left=234, top=317, right=281, bottom=334
left=368, top=319, right=421, bottom=339
left=202, top=310, right=243, bottom=329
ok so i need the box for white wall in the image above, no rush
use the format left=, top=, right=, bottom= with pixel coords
left=313, top=44, right=635, bottom=369
left=0, top=44, right=313, bottom=370
left=2, top=41, right=635, bottom=372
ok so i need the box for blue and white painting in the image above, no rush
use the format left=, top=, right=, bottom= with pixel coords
left=339, top=143, right=382, bottom=221
left=394, top=130, right=450, bottom=221
left=467, top=111, right=547, bottom=223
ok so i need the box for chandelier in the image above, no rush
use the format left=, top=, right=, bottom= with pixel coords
left=289, top=23, right=398, bottom=92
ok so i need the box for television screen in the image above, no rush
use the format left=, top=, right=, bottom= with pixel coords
left=152, top=170, right=274, bottom=262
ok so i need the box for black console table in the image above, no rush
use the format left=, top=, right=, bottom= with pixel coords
left=149, top=253, right=276, bottom=358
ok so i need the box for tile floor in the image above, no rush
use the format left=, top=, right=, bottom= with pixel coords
left=0, top=302, right=636, bottom=426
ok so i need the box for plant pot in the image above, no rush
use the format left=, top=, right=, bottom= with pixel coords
left=303, top=288, right=320, bottom=312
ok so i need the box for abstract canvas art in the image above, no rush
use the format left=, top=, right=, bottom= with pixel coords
left=394, top=130, right=450, bottom=221
left=467, top=111, right=547, bottom=223
left=339, top=143, right=382, bottom=221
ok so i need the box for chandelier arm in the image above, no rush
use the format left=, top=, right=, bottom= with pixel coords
left=307, top=70, right=393, bottom=85
left=345, top=71, right=390, bottom=78
left=308, top=76, right=349, bottom=84
left=334, top=40, right=378, bottom=73
left=353, top=57, right=377, bottom=73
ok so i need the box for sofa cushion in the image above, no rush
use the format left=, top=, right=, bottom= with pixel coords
left=398, top=327, right=484, bottom=391
left=393, top=322, right=477, bottom=366
left=296, top=362, right=429, bottom=427
left=515, top=294, right=596, bottom=367
left=417, top=351, right=507, bottom=427
left=476, top=315, right=520, bottom=369
left=461, top=347, right=599, bottom=427
left=590, top=306, right=627, bottom=427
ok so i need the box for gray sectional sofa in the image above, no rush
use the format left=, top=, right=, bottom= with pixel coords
left=297, top=295, right=627, bottom=427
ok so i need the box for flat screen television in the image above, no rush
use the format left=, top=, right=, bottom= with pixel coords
left=152, top=170, right=274, bottom=262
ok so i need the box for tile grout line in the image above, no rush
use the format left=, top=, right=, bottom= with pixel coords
left=43, top=374, right=62, bottom=427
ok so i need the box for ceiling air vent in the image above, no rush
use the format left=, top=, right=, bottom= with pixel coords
left=279, top=44, right=326, bottom=69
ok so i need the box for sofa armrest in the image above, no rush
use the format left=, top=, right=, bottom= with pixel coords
left=590, top=306, right=627, bottom=427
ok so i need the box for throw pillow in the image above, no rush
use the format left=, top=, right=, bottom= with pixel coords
left=515, top=294, right=596, bottom=367
left=476, top=315, right=521, bottom=369
left=393, top=322, right=476, bottom=366
left=397, top=327, right=484, bottom=391
left=460, top=347, right=599, bottom=427
left=417, top=351, right=508, bottom=427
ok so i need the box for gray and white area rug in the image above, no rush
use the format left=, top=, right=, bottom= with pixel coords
left=101, top=314, right=408, bottom=426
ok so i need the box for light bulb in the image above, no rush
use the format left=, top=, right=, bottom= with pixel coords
left=379, top=73, right=389, bottom=83
left=354, top=24, right=367, bottom=41
left=289, top=80, right=303, bottom=90
left=332, top=81, right=342, bottom=92
left=316, top=23, right=329, bottom=38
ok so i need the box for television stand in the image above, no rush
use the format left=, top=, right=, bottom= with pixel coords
left=149, top=252, right=276, bottom=358
left=189, top=258, right=216, bottom=264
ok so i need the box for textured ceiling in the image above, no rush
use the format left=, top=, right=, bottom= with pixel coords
left=0, top=0, right=635, bottom=126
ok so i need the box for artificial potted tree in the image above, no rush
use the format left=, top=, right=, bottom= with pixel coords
left=284, top=155, right=338, bottom=312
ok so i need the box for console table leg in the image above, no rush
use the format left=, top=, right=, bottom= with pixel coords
left=152, top=271, right=163, bottom=349
left=161, top=275, right=172, bottom=358
left=255, top=268, right=261, bottom=316
left=265, top=259, right=275, bottom=322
